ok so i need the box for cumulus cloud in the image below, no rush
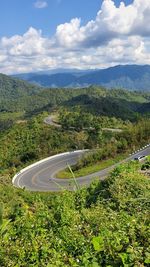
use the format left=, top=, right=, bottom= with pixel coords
left=1, top=0, right=150, bottom=74
left=55, top=0, right=150, bottom=48
left=34, top=1, right=48, bottom=9
left=1, top=28, right=47, bottom=56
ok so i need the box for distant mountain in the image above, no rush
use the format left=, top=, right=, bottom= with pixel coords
left=12, top=68, right=93, bottom=80
left=28, top=73, right=77, bottom=87
left=12, top=65, right=150, bottom=91
left=78, top=65, right=150, bottom=91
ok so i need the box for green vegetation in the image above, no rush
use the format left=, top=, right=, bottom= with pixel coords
left=0, top=112, right=150, bottom=177
left=56, top=117, right=150, bottom=178
left=141, top=156, right=150, bottom=170
left=0, top=113, right=85, bottom=173
left=0, top=112, right=24, bottom=131
left=0, top=74, right=150, bottom=118
left=0, top=162, right=150, bottom=266
left=0, top=74, right=150, bottom=266
left=0, top=76, right=150, bottom=180
left=58, top=107, right=130, bottom=130
left=56, top=154, right=126, bottom=179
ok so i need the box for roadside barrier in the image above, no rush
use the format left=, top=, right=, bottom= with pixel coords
left=12, top=150, right=86, bottom=186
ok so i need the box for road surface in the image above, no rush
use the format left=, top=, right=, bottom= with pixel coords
left=44, top=116, right=123, bottom=132
left=44, top=116, right=61, bottom=128
left=13, top=145, right=150, bottom=192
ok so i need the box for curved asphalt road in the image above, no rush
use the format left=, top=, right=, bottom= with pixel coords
left=13, top=146, right=150, bottom=192
left=44, top=115, right=123, bottom=132
left=44, top=116, right=61, bottom=128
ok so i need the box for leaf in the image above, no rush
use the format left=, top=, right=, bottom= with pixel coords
left=91, top=262, right=100, bottom=267
left=0, top=219, right=10, bottom=236
left=119, top=253, right=129, bottom=266
left=145, top=259, right=150, bottom=264
left=92, top=236, right=104, bottom=252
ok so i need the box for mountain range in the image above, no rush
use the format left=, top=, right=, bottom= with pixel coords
left=13, top=65, right=150, bottom=91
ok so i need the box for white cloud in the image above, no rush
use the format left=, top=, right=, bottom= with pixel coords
left=55, top=0, right=150, bottom=48
left=1, top=0, right=150, bottom=74
left=55, top=18, right=84, bottom=48
left=34, top=1, right=48, bottom=9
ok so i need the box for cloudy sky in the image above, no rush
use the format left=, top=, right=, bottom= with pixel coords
left=0, top=0, right=150, bottom=74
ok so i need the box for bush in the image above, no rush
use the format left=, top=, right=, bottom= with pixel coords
left=0, top=162, right=150, bottom=266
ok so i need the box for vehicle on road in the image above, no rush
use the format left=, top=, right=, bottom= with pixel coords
left=134, top=155, right=147, bottom=161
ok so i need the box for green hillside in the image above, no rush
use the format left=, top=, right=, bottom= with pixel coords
left=0, top=74, right=150, bottom=118
left=0, top=162, right=150, bottom=266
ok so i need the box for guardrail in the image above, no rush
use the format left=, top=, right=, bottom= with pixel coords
left=12, top=150, right=87, bottom=186
left=12, top=144, right=150, bottom=188
left=129, top=143, right=150, bottom=156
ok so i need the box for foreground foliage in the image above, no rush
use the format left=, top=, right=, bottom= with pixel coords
left=0, top=162, right=150, bottom=266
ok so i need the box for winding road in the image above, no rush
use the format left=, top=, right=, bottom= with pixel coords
left=13, top=145, right=150, bottom=192
left=44, top=115, right=123, bottom=132
left=44, top=116, right=61, bottom=128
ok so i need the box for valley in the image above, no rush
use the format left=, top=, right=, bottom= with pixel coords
left=0, top=71, right=150, bottom=267
left=1, top=1, right=150, bottom=265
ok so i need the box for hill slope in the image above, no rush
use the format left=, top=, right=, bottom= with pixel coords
left=0, top=73, right=42, bottom=99
left=0, top=73, right=150, bottom=117
left=0, top=73, right=43, bottom=112
left=0, top=162, right=150, bottom=266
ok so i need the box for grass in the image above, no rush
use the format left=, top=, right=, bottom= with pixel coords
left=0, top=111, right=24, bottom=121
left=56, top=154, right=127, bottom=179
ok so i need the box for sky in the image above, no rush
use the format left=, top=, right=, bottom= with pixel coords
left=0, top=0, right=150, bottom=74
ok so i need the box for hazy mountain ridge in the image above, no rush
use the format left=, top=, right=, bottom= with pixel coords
left=12, top=65, right=150, bottom=91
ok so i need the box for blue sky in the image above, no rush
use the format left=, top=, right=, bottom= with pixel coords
left=0, top=0, right=133, bottom=37
left=0, top=0, right=150, bottom=74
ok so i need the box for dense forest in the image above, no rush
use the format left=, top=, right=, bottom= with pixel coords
left=0, top=74, right=150, bottom=266
left=0, top=74, right=150, bottom=117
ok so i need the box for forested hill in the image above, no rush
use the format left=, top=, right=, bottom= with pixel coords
left=0, top=73, right=44, bottom=112
left=0, top=73, right=42, bottom=98
left=0, top=73, right=150, bottom=118
left=13, top=64, right=150, bottom=91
